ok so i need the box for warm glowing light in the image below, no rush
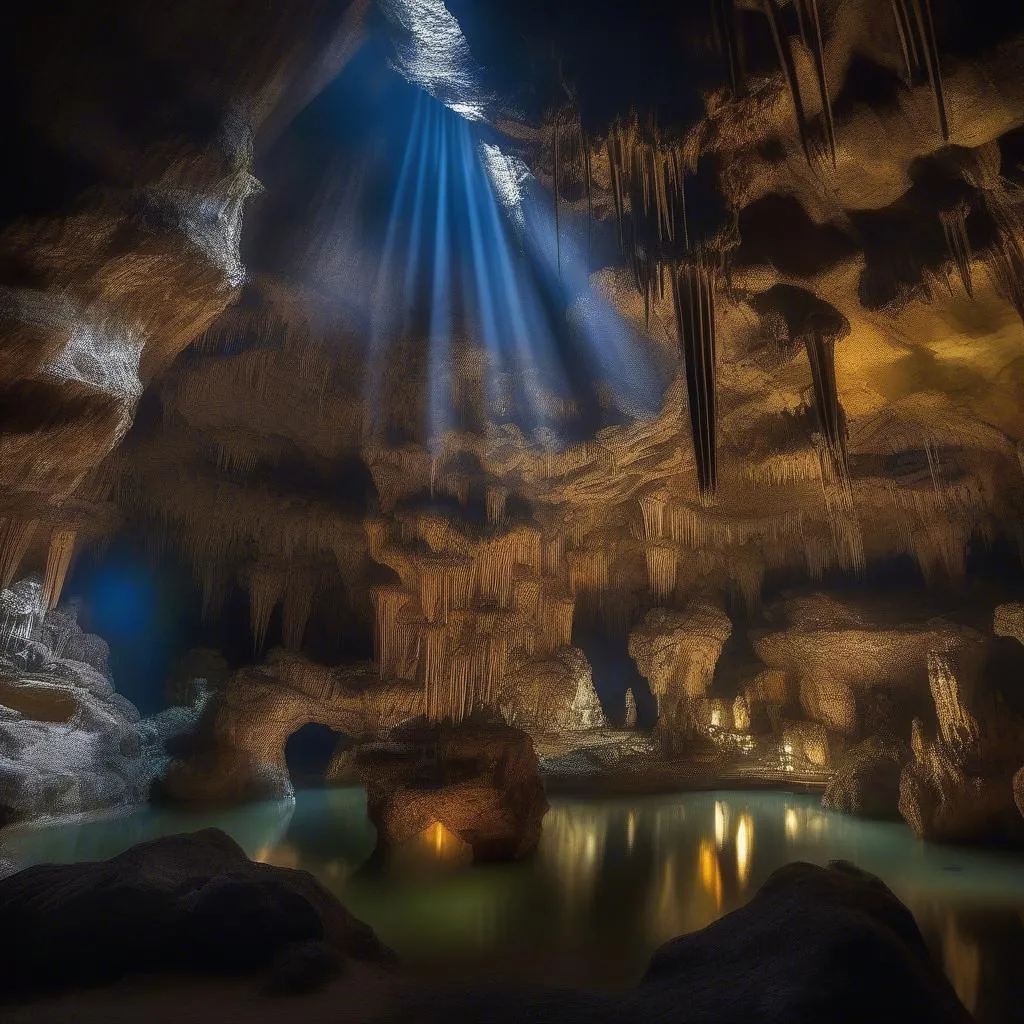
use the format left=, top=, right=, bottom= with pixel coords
left=697, top=838, right=723, bottom=909
left=626, top=811, right=636, bottom=853
left=785, top=807, right=800, bottom=840
left=714, top=800, right=727, bottom=850
left=423, top=819, right=463, bottom=858
left=735, top=813, right=754, bottom=887
left=710, top=707, right=722, bottom=728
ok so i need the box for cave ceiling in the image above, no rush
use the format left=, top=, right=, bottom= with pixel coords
left=1, top=0, right=1023, bottom=684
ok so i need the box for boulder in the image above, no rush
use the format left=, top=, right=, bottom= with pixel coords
left=352, top=718, right=549, bottom=862
left=379, top=861, right=971, bottom=1024
left=0, top=828, right=390, bottom=994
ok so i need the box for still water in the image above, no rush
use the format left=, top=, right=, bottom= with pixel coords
left=3, top=789, right=1024, bottom=1021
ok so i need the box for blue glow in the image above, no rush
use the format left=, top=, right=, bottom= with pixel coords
left=367, top=88, right=667, bottom=451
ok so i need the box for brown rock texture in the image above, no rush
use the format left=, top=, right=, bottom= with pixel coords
left=351, top=719, right=549, bottom=862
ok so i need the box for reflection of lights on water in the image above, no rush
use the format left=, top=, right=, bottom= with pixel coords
left=697, top=838, right=723, bottom=909
left=424, top=820, right=463, bottom=858
left=626, top=812, right=636, bottom=853
left=785, top=807, right=800, bottom=840
left=736, top=813, right=753, bottom=886
left=710, top=707, right=723, bottom=728
left=714, top=801, right=728, bottom=850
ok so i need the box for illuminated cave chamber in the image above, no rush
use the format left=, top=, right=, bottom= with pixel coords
left=1, top=0, right=1024, bottom=849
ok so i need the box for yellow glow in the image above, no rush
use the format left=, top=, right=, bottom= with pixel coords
left=735, top=813, right=753, bottom=886
left=784, top=807, right=800, bottom=840
left=710, top=707, right=722, bottom=727
left=626, top=811, right=636, bottom=853
left=714, top=800, right=727, bottom=850
left=410, top=820, right=469, bottom=863
left=697, top=838, right=723, bottom=909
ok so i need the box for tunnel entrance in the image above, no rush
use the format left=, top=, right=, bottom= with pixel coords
left=573, top=617, right=658, bottom=729
left=284, top=723, right=349, bottom=788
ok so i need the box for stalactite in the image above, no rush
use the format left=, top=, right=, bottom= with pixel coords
left=580, top=117, right=593, bottom=261
left=41, top=528, right=77, bottom=611
left=763, top=0, right=813, bottom=165
left=553, top=112, right=562, bottom=275
left=538, top=591, right=575, bottom=654
left=245, top=565, right=285, bottom=652
left=829, top=514, right=866, bottom=575
left=646, top=543, right=679, bottom=599
left=0, top=518, right=37, bottom=589
left=418, top=557, right=472, bottom=625
left=891, top=0, right=949, bottom=140
left=970, top=183, right=1024, bottom=323
left=200, top=564, right=227, bottom=624
left=711, top=0, right=743, bottom=96
left=513, top=575, right=542, bottom=618
left=486, top=486, right=509, bottom=526
left=729, top=559, right=765, bottom=612
left=804, top=330, right=849, bottom=485
left=639, top=491, right=669, bottom=541
left=567, top=550, right=609, bottom=595
left=674, top=259, right=718, bottom=499
left=282, top=571, right=317, bottom=652
left=422, top=624, right=450, bottom=723
left=939, top=204, right=974, bottom=297
left=543, top=534, right=564, bottom=577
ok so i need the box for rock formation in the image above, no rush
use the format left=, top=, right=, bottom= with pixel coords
left=1, top=0, right=1023, bottom=841
left=0, top=828, right=390, bottom=994
left=344, top=717, right=548, bottom=862
left=0, top=577, right=197, bottom=824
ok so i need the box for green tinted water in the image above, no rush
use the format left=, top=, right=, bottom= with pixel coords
left=3, top=789, right=1023, bottom=1021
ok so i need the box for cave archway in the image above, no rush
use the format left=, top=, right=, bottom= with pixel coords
left=573, top=617, right=658, bottom=729
left=284, top=723, right=349, bottom=789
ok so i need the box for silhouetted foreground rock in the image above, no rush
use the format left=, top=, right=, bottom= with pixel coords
left=380, top=861, right=972, bottom=1024
left=0, top=828, right=391, bottom=994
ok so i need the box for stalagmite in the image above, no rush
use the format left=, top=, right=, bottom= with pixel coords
left=282, top=571, right=317, bottom=651
left=41, top=528, right=77, bottom=611
left=0, top=518, right=37, bottom=589
left=674, top=260, right=718, bottom=499
left=646, top=543, right=679, bottom=599
left=624, top=688, right=638, bottom=728
left=928, top=652, right=980, bottom=752
left=244, top=565, right=285, bottom=652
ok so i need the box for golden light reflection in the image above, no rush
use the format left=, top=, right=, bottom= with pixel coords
left=735, top=813, right=753, bottom=887
left=785, top=807, right=800, bottom=840
left=626, top=811, right=636, bottom=853
left=698, top=838, right=723, bottom=910
left=424, top=820, right=463, bottom=858
left=714, top=800, right=728, bottom=850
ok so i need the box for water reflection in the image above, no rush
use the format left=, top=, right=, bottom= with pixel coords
left=3, top=790, right=1024, bottom=1020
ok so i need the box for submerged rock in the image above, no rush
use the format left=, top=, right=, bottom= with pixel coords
left=0, top=828, right=390, bottom=994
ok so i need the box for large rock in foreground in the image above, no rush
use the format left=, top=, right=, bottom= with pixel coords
left=381, top=861, right=971, bottom=1024
left=0, top=829, right=390, bottom=994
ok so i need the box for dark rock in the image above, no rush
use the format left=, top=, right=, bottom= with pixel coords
left=0, top=828, right=390, bottom=994
left=377, top=861, right=971, bottom=1024
left=265, top=940, right=345, bottom=996
left=356, top=717, right=549, bottom=863
left=822, top=735, right=905, bottom=819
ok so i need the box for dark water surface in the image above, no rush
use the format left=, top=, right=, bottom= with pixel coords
left=3, top=789, right=1024, bottom=1021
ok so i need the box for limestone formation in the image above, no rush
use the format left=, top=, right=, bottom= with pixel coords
left=159, top=651, right=424, bottom=805
left=899, top=652, right=1024, bottom=842
left=498, top=646, right=605, bottom=736
left=349, top=718, right=549, bottom=862
left=0, top=579, right=197, bottom=824
left=822, top=736, right=906, bottom=819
